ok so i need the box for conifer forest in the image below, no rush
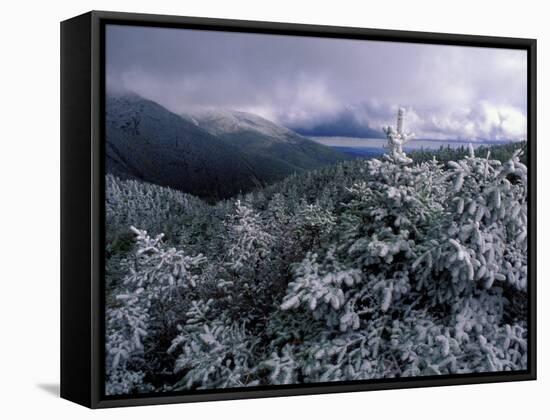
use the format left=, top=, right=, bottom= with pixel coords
left=104, top=106, right=528, bottom=395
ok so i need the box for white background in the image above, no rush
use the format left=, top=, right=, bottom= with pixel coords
left=0, top=0, right=547, bottom=418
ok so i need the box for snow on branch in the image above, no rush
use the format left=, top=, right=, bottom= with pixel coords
left=382, top=107, right=415, bottom=165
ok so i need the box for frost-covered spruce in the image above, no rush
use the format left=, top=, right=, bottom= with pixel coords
left=224, top=200, right=275, bottom=274
left=279, top=109, right=527, bottom=378
left=105, top=227, right=207, bottom=394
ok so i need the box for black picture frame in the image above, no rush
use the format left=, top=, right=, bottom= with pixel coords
left=60, top=10, right=537, bottom=409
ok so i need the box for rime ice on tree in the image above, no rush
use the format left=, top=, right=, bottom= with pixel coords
left=382, top=107, right=415, bottom=164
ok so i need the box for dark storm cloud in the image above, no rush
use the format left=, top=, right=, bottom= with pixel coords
left=106, top=24, right=527, bottom=140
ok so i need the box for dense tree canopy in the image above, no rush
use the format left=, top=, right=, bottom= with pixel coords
left=105, top=137, right=528, bottom=395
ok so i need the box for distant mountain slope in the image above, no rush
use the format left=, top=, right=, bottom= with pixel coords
left=188, top=109, right=349, bottom=180
left=106, top=94, right=262, bottom=200
left=106, top=94, right=350, bottom=200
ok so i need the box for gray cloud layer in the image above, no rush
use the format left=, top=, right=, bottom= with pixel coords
left=106, top=24, right=527, bottom=140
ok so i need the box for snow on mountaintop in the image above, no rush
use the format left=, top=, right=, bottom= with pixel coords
left=188, top=109, right=298, bottom=142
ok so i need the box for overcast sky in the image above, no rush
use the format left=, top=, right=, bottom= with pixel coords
left=106, top=24, right=527, bottom=141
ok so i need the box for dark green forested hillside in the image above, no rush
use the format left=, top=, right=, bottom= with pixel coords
left=106, top=94, right=348, bottom=201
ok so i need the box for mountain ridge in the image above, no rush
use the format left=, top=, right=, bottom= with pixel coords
left=105, top=94, right=349, bottom=200
left=186, top=108, right=349, bottom=180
